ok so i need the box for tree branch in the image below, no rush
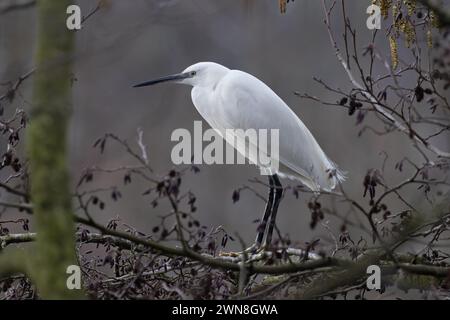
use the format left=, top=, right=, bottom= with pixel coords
left=0, top=0, right=36, bottom=15
left=321, top=0, right=450, bottom=159
left=418, top=0, right=450, bottom=27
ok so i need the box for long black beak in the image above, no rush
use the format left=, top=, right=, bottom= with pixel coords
left=133, top=72, right=191, bottom=88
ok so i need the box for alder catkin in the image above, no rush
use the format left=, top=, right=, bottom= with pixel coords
left=404, top=0, right=416, bottom=17
left=279, top=0, right=287, bottom=14
left=380, top=0, right=392, bottom=19
left=427, top=29, right=433, bottom=48
left=389, top=35, right=399, bottom=69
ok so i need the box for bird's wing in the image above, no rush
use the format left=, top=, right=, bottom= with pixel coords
left=210, top=70, right=342, bottom=191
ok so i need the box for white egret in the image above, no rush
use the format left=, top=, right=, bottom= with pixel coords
left=134, top=62, right=345, bottom=251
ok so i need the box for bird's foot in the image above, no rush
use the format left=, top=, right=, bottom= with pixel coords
left=219, top=244, right=264, bottom=258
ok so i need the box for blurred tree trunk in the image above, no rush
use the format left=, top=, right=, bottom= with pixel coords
left=27, top=0, right=80, bottom=299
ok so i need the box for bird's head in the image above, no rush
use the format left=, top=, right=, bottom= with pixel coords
left=133, top=62, right=229, bottom=89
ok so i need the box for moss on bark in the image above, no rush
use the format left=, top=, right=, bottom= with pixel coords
left=27, top=0, right=81, bottom=299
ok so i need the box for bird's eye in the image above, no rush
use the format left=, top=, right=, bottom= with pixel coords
left=190, top=71, right=196, bottom=76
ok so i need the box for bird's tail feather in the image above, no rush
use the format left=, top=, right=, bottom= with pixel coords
left=327, top=158, right=347, bottom=190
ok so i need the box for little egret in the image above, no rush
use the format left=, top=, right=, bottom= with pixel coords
left=134, top=62, right=345, bottom=251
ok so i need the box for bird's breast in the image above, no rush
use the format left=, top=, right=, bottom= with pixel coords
left=191, top=87, right=223, bottom=130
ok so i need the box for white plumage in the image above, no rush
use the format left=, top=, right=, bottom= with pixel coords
left=184, top=62, right=345, bottom=192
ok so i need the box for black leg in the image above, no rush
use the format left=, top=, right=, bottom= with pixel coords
left=265, top=174, right=283, bottom=246
left=254, top=175, right=274, bottom=248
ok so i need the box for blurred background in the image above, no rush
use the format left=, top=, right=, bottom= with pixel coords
left=1, top=0, right=449, bottom=251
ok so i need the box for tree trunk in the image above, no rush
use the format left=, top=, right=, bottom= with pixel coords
left=28, top=0, right=81, bottom=299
